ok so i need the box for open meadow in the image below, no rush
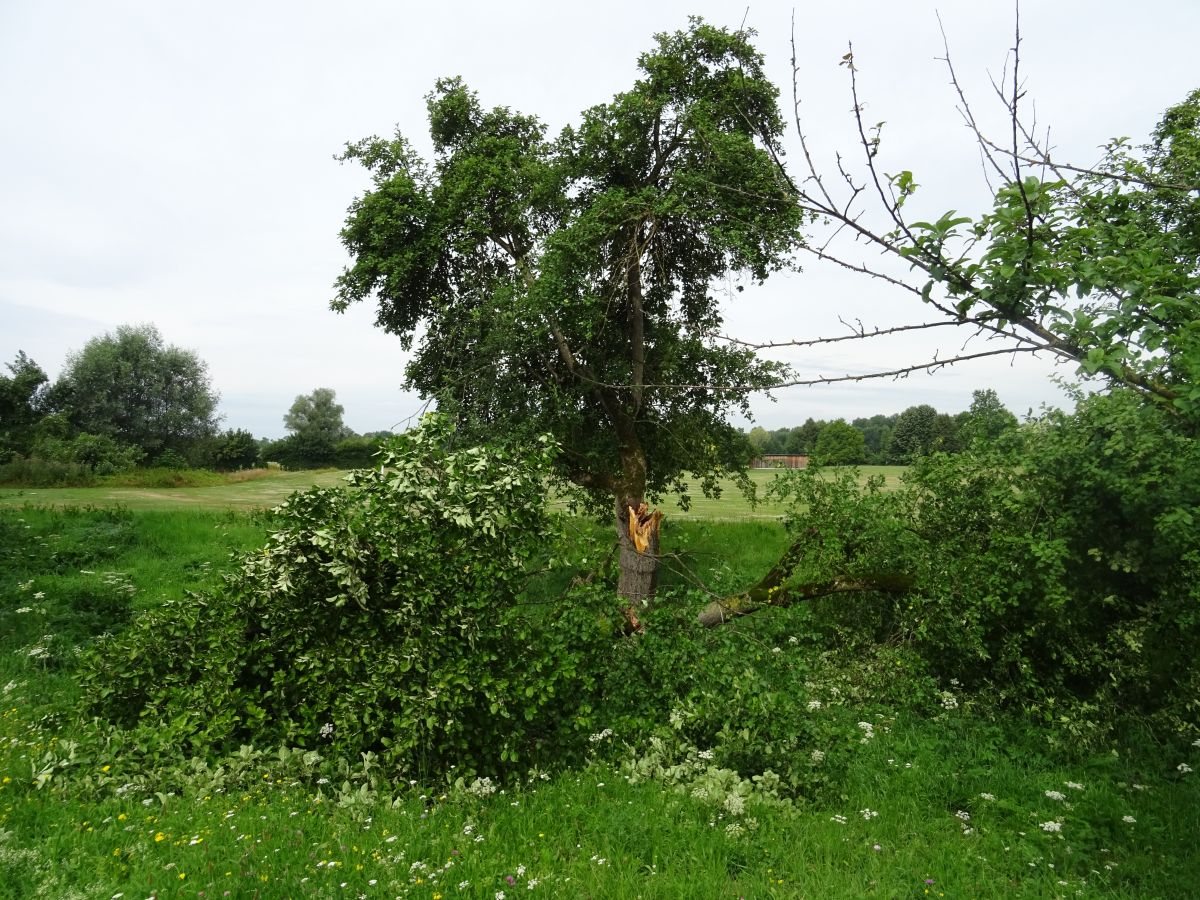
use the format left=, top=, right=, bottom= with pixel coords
left=0, top=466, right=907, bottom=517
left=2, top=469, right=1198, bottom=899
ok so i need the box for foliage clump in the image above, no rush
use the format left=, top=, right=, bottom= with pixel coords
left=79, top=416, right=608, bottom=779
left=768, top=390, right=1200, bottom=745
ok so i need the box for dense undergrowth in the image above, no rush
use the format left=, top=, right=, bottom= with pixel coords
left=2, top=398, right=1199, bottom=897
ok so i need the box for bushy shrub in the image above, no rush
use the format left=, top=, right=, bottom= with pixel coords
left=211, top=428, right=261, bottom=471
left=334, top=435, right=384, bottom=469
left=769, top=391, right=1200, bottom=743
left=0, top=456, right=96, bottom=486
left=259, top=433, right=335, bottom=470
left=78, top=416, right=610, bottom=779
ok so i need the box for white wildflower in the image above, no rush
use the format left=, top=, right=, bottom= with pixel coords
left=1178, top=763, right=1193, bottom=774
left=1064, top=781, right=1084, bottom=790
left=1122, top=815, right=1136, bottom=823
left=1045, top=790, right=1067, bottom=801
left=467, top=776, right=497, bottom=797
left=955, top=810, right=971, bottom=822
left=1040, top=820, right=1063, bottom=832
left=830, top=814, right=847, bottom=825
left=810, top=749, right=826, bottom=764
left=980, top=792, right=996, bottom=801
left=807, top=700, right=822, bottom=711
left=939, top=691, right=958, bottom=710
left=860, top=808, right=879, bottom=820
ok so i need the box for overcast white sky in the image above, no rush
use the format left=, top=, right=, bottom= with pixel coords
left=2, top=1, right=1196, bottom=437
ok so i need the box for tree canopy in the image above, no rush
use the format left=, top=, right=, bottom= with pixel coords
left=51, top=324, right=219, bottom=465
left=284, top=387, right=350, bottom=446
left=334, top=19, right=804, bottom=602
left=0, top=351, right=49, bottom=459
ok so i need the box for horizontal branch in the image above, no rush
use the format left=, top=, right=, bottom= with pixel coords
left=708, top=317, right=979, bottom=351
left=572, top=345, right=1050, bottom=394
left=697, top=572, right=913, bottom=627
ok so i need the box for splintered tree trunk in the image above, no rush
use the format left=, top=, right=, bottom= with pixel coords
left=615, top=497, right=662, bottom=613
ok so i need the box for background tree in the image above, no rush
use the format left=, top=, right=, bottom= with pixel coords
left=851, top=413, right=896, bottom=463
left=958, top=388, right=1018, bottom=447
left=264, top=388, right=353, bottom=470
left=212, top=428, right=261, bottom=471
left=334, top=20, right=803, bottom=606
left=284, top=388, right=350, bottom=447
left=51, top=324, right=219, bottom=465
left=0, top=351, right=49, bottom=459
left=813, top=419, right=865, bottom=465
left=889, top=404, right=940, bottom=462
left=746, top=426, right=770, bottom=454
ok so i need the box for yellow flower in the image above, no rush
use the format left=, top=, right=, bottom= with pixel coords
left=1, top=777, right=9, bottom=785
left=117, top=813, right=126, bottom=821
left=113, top=848, right=121, bottom=856
left=178, top=873, right=186, bottom=880
left=101, top=765, right=111, bottom=773
left=154, top=832, right=165, bottom=842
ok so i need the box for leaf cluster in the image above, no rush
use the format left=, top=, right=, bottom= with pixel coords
left=78, top=416, right=612, bottom=779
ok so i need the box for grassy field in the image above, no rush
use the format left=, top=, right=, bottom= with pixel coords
left=0, top=465, right=908, bottom=517
left=2, top=480, right=1197, bottom=898
left=0, top=469, right=348, bottom=511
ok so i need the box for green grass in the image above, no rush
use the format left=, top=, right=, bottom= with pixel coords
left=0, top=465, right=908, bottom=516
left=2, top=492, right=1197, bottom=898
left=0, top=469, right=348, bottom=511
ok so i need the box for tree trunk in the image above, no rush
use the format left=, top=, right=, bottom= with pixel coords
left=615, top=497, right=662, bottom=614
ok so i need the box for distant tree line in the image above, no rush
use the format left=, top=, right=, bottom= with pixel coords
left=747, top=389, right=1019, bottom=465
left=0, top=324, right=391, bottom=485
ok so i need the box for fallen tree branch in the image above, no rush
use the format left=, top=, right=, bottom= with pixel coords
left=696, top=531, right=913, bottom=627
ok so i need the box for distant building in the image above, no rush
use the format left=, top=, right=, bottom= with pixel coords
left=751, top=454, right=810, bottom=469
